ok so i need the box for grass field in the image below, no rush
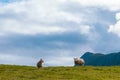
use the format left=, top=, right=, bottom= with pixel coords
left=0, top=65, right=120, bottom=80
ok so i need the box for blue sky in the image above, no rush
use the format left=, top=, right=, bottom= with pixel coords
left=0, top=0, right=120, bottom=66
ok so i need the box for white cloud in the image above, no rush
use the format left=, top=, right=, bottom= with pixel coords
left=0, top=53, right=37, bottom=65
left=78, top=25, right=91, bottom=35
left=0, top=0, right=119, bottom=66
left=0, top=0, right=66, bottom=35
left=1, top=20, right=67, bottom=35
left=44, top=45, right=94, bottom=66
left=116, top=13, right=120, bottom=20
left=0, top=0, right=104, bottom=37
left=108, top=12, right=120, bottom=37
left=69, top=0, right=120, bottom=11
left=0, top=0, right=86, bottom=35
left=108, top=22, right=120, bottom=36
left=74, top=25, right=100, bottom=41
left=45, top=57, right=73, bottom=66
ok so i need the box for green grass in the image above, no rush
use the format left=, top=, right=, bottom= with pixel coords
left=0, top=65, right=120, bottom=80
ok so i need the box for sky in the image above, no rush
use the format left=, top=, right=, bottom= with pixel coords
left=0, top=0, right=120, bottom=66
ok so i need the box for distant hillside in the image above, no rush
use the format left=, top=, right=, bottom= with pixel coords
left=81, top=52, right=120, bottom=66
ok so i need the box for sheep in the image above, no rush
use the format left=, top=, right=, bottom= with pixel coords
left=74, top=57, right=85, bottom=66
left=37, top=59, right=44, bottom=69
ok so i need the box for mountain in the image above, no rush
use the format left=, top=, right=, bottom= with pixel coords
left=81, top=52, right=120, bottom=66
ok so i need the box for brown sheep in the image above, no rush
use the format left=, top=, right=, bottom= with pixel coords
left=37, top=59, right=44, bottom=69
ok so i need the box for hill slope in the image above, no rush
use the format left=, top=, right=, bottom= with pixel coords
left=81, top=52, right=120, bottom=66
left=0, top=65, right=120, bottom=80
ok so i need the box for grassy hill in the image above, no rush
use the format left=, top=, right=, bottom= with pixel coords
left=0, top=65, right=120, bottom=80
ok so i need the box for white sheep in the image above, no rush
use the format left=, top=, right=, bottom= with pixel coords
left=74, top=57, right=85, bottom=66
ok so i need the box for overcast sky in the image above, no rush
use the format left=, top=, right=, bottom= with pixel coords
left=0, top=0, right=120, bottom=66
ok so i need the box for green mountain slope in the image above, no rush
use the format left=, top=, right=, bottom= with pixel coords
left=0, top=65, right=120, bottom=80
left=81, top=52, right=120, bottom=66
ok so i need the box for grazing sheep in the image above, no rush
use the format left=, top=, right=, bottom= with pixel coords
left=74, top=57, right=85, bottom=66
left=37, top=59, right=44, bottom=69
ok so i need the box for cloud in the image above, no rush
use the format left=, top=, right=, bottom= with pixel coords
left=0, top=45, right=93, bottom=66
left=0, top=0, right=100, bottom=36
left=0, top=0, right=68, bottom=35
left=0, top=53, right=37, bottom=65
left=0, top=0, right=119, bottom=66
left=108, top=12, right=120, bottom=37
left=69, top=0, right=120, bottom=11
left=45, top=57, right=73, bottom=66
left=116, top=12, right=120, bottom=20
left=42, top=46, right=93, bottom=66
left=0, top=33, right=94, bottom=66
left=0, top=0, right=22, bottom=3
left=0, top=0, right=76, bottom=35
